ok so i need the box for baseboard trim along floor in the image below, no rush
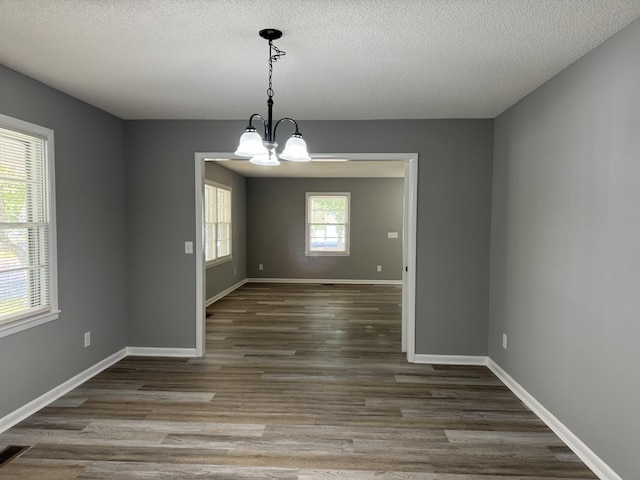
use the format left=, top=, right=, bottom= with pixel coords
left=126, top=347, right=198, bottom=357
left=414, top=353, right=620, bottom=479
left=205, top=279, right=248, bottom=307
left=0, top=335, right=620, bottom=478
left=413, top=354, right=489, bottom=366
left=0, top=347, right=127, bottom=434
left=487, top=359, right=621, bottom=480
left=247, top=277, right=403, bottom=285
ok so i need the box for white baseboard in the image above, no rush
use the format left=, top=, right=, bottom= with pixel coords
left=247, top=278, right=402, bottom=285
left=126, top=347, right=198, bottom=357
left=205, top=279, right=247, bottom=306
left=0, top=346, right=196, bottom=435
left=487, top=359, right=621, bottom=480
left=413, top=354, right=489, bottom=365
left=0, top=348, right=127, bottom=434
left=2, top=341, right=618, bottom=480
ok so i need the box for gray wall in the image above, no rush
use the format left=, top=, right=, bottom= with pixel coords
left=0, top=65, right=127, bottom=418
left=246, top=177, right=403, bottom=280
left=0, top=67, right=492, bottom=417
left=124, top=120, right=239, bottom=348
left=125, top=119, right=493, bottom=355
left=490, top=18, right=640, bottom=479
left=204, top=161, right=247, bottom=301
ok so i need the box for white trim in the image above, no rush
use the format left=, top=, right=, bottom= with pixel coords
left=404, top=155, right=418, bottom=362
left=206, top=279, right=248, bottom=306
left=0, top=309, right=60, bottom=339
left=487, top=359, right=621, bottom=480
left=0, top=113, right=60, bottom=339
left=413, top=354, right=489, bottom=365
left=204, top=181, right=232, bottom=265
left=247, top=278, right=402, bottom=285
left=205, top=255, right=233, bottom=268
left=305, top=192, right=351, bottom=256
left=194, top=154, right=206, bottom=357
left=194, top=151, right=418, bottom=360
left=126, top=347, right=198, bottom=357
left=304, top=252, right=351, bottom=257
left=0, top=348, right=127, bottom=434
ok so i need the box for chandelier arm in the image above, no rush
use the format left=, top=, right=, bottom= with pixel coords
left=237, top=29, right=306, bottom=165
left=248, top=113, right=268, bottom=140
left=273, top=117, right=301, bottom=141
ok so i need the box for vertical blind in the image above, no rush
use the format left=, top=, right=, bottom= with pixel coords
left=0, top=126, right=51, bottom=325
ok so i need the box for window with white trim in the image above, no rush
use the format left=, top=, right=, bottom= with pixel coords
left=306, top=192, right=350, bottom=255
left=0, top=114, right=59, bottom=338
left=204, top=181, right=232, bottom=264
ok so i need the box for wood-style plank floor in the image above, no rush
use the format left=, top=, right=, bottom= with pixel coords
left=0, top=283, right=597, bottom=479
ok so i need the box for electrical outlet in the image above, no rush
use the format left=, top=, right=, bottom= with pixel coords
left=184, top=241, right=193, bottom=254
left=258, top=263, right=264, bottom=271
left=84, top=331, right=91, bottom=348
left=502, top=333, right=507, bottom=350
left=377, top=265, right=382, bottom=272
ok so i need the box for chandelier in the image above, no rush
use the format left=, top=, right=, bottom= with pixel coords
left=234, top=29, right=311, bottom=166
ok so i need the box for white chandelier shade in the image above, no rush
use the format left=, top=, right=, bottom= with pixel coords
left=249, top=148, right=280, bottom=166
left=234, top=128, right=268, bottom=157
left=234, top=29, right=311, bottom=166
left=280, top=134, right=311, bottom=162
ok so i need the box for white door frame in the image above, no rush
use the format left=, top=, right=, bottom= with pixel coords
left=194, top=152, right=418, bottom=362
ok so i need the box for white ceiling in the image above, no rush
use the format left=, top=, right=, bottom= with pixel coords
left=207, top=158, right=407, bottom=178
left=1, top=1, right=639, bottom=121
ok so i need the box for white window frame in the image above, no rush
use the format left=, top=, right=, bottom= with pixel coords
left=0, top=113, right=59, bottom=339
left=204, top=180, right=232, bottom=266
left=305, top=192, right=351, bottom=256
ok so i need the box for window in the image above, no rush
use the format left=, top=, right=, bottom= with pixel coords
left=204, top=181, right=232, bottom=264
left=306, top=192, right=350, bottom=255
left=0, top=113, right=58, bottom=338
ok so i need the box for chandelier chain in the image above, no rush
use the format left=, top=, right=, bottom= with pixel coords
left=267, top=41, right=286, bottom=99
left=235, top=29, right=310, bottom=165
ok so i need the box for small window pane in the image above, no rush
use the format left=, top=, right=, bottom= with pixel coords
left=306, top=193, right=350, bottom=255
left=0, top=117, right=57, bottom=331
left=204, top=183, right=232, bottom=263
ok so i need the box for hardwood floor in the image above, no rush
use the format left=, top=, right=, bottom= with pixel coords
left=0, top=283, right=596, bottom=479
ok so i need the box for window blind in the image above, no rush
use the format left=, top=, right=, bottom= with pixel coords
left=0, top=127, right=51, bottom=325
left=204, top=183, right=232, bottom=263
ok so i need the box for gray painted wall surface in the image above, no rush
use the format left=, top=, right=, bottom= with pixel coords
left=204, top=162, right=246, bottom=300
left=125, top=119, right=493, bottom=355
left=0, top=68, right=492, bottom=417
left=246, top=177, right=403, bottom=280
left=0, top=65, right=127, bottom=418
left=490, top=19, right=640, bottom=479
left=124, top=121, right=240, bottom=348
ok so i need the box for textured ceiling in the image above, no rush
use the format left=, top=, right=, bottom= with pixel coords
left=1, top=1, right=639, bottom=121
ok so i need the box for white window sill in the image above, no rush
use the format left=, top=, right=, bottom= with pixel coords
left=206, top=256, right=233, bottom=268
left=0, top=309, right=61, bottom=339
left=305, top=252, right=351, bottom=257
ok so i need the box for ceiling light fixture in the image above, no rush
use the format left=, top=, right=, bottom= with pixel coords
left=234, top=29, right=311, bottom=166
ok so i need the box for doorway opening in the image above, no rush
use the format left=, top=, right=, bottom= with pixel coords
left=194, top=152, right=418, bottom=362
